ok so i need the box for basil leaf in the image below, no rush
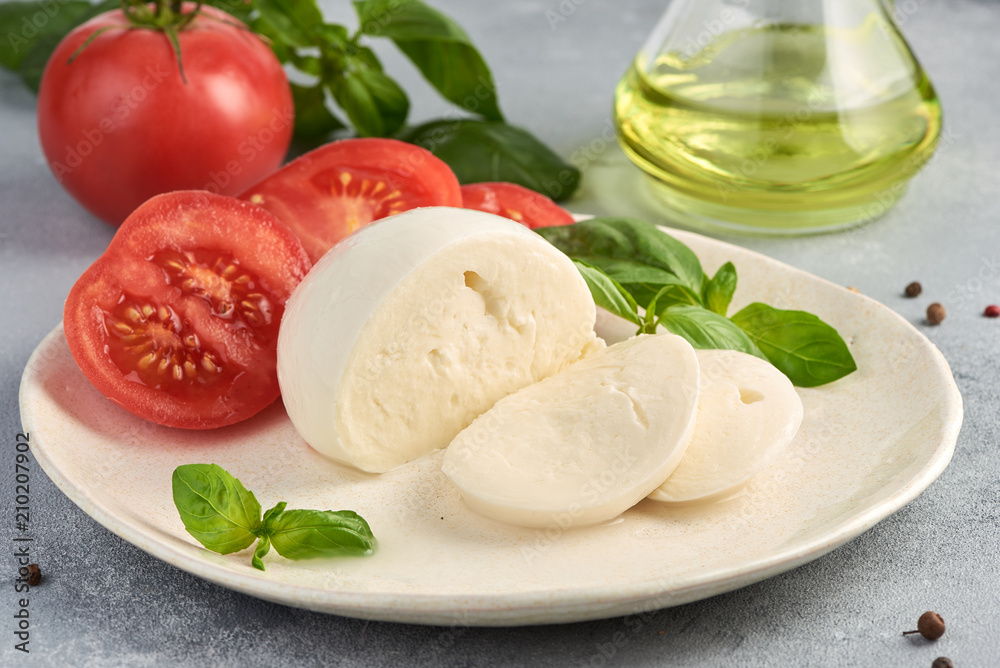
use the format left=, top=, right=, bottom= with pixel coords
left=392, top=39, right=500, bottom=119
left=403, top=120, right=579, bottom=201
left=252, top=16, right=296, bottom=63
left=564, top=257, right=701, bottom=324
left=203, top=0, right=254, bottom=23
left=262, top=501, right=288, bottom=527
left=253, top=0, right=323, bottom=48
left=332, top=65, right=409, bottom=138
left=704, top=261, right=737, bottom=316
left=356, top=68, right=409, bottom=136
left=731, top=302, right=857, bottom=387
left=251, top=536, right=271, bottom=571
left=269, top=509, right=376, bottom=560
left=634, top=283, right=702, bottom=311
left=573, top=257, right=682, bottom=288
left=331, top=77, right=380, bottom=137
left=17, top=31, right=60, bottom=92
left=354, top=0, right=502, bottom=121
left=658, top=305, right=766, bottom=359
left=290, top=83, right=344, bottom=139
left=0, top=0, right=115, bottom=75
left=3, top=0, right=119, bottom=91
left=172, top=464, right=262, bottom=555
left=537, top=218, right=705, bottom=297
left=573, top=260, right=641, bottom=326
left=572, top=257, right=700, bottom=310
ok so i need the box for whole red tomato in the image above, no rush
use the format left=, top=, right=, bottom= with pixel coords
left=37, top=5, right=293, bottom=225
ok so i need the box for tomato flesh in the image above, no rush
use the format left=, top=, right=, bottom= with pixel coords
left=64, top=191, right=311, bottom=429
left=155, top=248, right=275, bottom=330
left=242, top=138, right=462, bottom=263
left=309, top=166, right=414, bottom=231
left=104, top=295, right=225, bottom=394
left=460, top=182, right=574, bottom=229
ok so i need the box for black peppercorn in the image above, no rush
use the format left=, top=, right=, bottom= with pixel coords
left=26, top=563, right=41, bottom=586
left=926, top=303, right=946, bottom=325
left=905, top=281, right=923, bottom=297
left=931, top=658, right=953, bottom=668
left=903, top=611, right=945, bottom=640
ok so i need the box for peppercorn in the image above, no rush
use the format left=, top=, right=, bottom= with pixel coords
left=926, top=303, right=946, bottom=325
left=26, top=563, right=41, bottom=586
left=931, top=658, right=953, bottom=668
left=903, top=611, right=946, bottom=640
left=985, top=304, right=1000, bottom=318
left=905, top=281, right=923, bottom=297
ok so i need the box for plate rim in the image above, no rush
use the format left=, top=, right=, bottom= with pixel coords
left=19, top=225, right=964, bottom=626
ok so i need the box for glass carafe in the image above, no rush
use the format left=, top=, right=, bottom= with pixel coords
left=613, top=0, right=942, bottom=234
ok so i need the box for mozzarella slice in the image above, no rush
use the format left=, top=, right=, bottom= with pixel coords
left=277, top=206, right=603, bottom=473
left=649, top=349, right=803, bottom=504
left=442, top=334, right=700, bottom=528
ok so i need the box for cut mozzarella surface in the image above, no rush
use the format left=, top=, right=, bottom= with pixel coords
left=594, top=306, right=638, bottom=345
left=442, top=334, right=700, bottom=528
left=277, top=206, right=602, bottom=473
left=650, top=349, right=803, bottom=504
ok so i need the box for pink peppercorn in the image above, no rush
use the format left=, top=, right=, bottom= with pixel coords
left=985, top=305, right=1000, bottom=318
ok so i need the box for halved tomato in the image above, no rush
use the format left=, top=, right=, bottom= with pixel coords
left=241, top=138, right=462, bottom=263
left=63, top=191, right=311, bottom=429
left=460, top=182, right=574, bottom=229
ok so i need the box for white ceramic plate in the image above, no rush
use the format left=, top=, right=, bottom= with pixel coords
left=19, top=228, right=962, bottom=626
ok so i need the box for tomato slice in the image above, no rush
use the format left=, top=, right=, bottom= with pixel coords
left=460, top=182, right=575, bottom=229
left=241, top=138, right=462, bottom=263
left=63, top=191, right=311, bottom=429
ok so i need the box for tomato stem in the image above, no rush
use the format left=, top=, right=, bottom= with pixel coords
left=163, top=25, right=188, bottom=84
left=94, top=0, right=207, bottom=84
left=67, top=25, right=125, bottom=64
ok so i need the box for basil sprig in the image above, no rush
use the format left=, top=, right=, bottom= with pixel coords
left=538, top=218, right=857, bottom=387
left=0, top=0, right=578, bottom=201
left=172, top=464, right=375, bottom=571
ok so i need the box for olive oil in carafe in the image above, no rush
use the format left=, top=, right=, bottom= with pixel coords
left=614, top=22, right=942, bottom=233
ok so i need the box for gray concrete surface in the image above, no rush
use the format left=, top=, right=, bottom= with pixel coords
left=2, top=0, right=998, bottom=665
